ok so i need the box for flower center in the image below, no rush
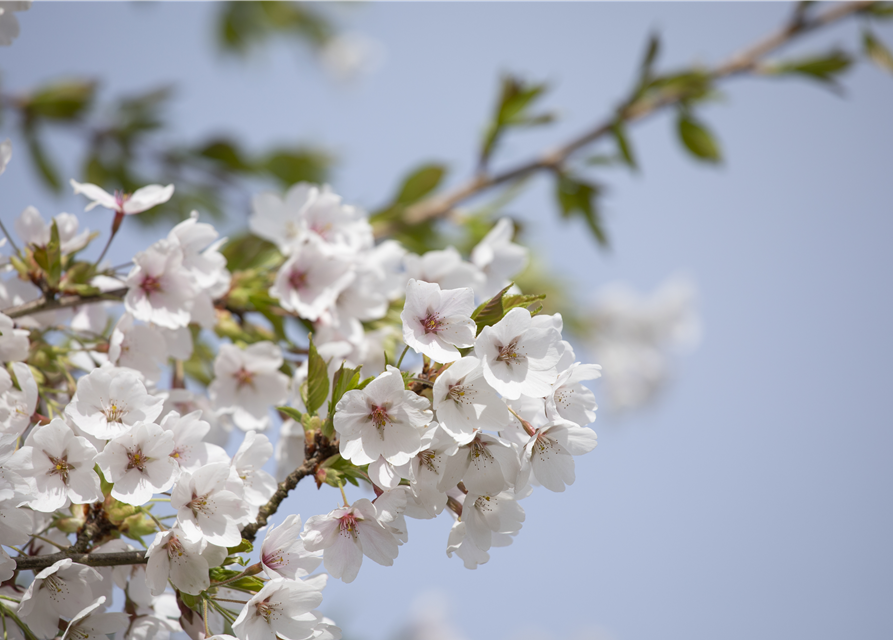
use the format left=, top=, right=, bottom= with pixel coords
left=474, top=495, right=494, bottom=512
left=496, top=337, right=524, bottom=364
left=448, top=384, right=474, bottom=406
left=126, top=447, right=150, bottom=472
left=420, top=449, right=439, bottom=474
left=103, top=401, right=126, bottom=423
left=255, top=599, right=276, bottom=623
left=187, top=491, right=212, bottom=518
left=369, top=404, right=392, bottom=435
left=338, top=512, right=359, bottom=538
left=421, top=311, right=443, bottom=334
left=289, top=269, right=308, bottom=291
left=235, top=367, right=255, bottom=389
left=45, top=451, right=73, bottom=484
left=140, top=274, right=163, bottom=295
left=166, top=534, right=185, bottom=558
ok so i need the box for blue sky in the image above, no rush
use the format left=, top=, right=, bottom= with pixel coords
left=2, top=4, right=892, bottom=640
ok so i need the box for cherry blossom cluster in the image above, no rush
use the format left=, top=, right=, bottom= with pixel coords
left=0, top=138, right=601, bottom=640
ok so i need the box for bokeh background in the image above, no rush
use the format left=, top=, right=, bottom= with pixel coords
left=2, top=3, right=892, bottom=640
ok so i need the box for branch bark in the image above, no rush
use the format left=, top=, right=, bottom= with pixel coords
left=1, top=287, right=127, bottom=320
left=13, top=550, right=147, bottom=572
left=375, top=1, right=873, bottom=236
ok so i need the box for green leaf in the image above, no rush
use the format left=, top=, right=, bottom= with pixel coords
left=771, top=50, right=852, bottom=85
left=46, top=221, right=62, bottom=287
left=636, top=32, right=661, bottom=91
left=862, top=2, right=893, bottom=19
left=864, top=30, right=893, bottom=75
left=611, top=122, right=637, bottom=170
left=324, top=363, right=362, bottom=438
left=261, top=147, right=331, bottom=187
left=277, top=406, right=304, bottom=423
left=198, top=139, right=252, bottom=172
left=480, top=75, right=553, bottom=166
left=25, top=79, right=96, bottom=121
left=554, top=173, right=609, bottom=247
left=303, top=336, right=329, bottom=416
left=471, top=283, right=513, bottom=332
left=395, top=164, right=446, bottom=205
left=226, top=539, right=253, bottom=555
left=677, top=113, right=722, bottom=163
left=24, top=127, right=61, bottom=192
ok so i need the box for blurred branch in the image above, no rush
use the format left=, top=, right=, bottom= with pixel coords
left=376, top=1, right=873, bottom=237
left=1, top=287, right=127, bottom=320
left=13, top=550, right=147, bottom=572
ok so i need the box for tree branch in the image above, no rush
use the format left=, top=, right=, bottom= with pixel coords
left=1, top=287, right=128, bottom=320
left=13, top=550, right=147, bottom=572
left=240, top=433, right=340, bottom=543
left=376, top=1, right=873, bottom=235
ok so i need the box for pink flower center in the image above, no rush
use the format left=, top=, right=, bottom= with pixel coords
left=289, top=269, right=308, bottom=291
left=44, top=451, right=73, bottom=484
left=235, top=367, right=255, bottom=389
left=421, top=311, right=443, bottom=334
left=140, top=274, right=163, bottom=295
left=368, top=404, right=392, bottom=434
left=114, top=190, right=131, bottom=213
left=496, top=337, right=523, bottom=364
left=338, top=512, right=359, bottom=537
left=255, top=599, right=275, bottom=622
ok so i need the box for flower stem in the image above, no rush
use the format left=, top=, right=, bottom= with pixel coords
left=507, top=406, right=537, bottom=437
left=0, top=603, right=39, bottom=640
left=396, top=344, right=410, bottom=369
left=202, top=598, right=211, bottom=638
left=338, top=478, right=349, bottom=507
left=210, top=562, right=263, bottom=587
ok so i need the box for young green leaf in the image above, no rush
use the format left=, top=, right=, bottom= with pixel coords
left=864, top=30, right=893, bottom=75
left=555, top=173, right=609, bottom=247
left=611, top=122, right=638, bottom=170
left=302, top=336, right=329, bottom=416
left=677, top=113, right=722, bottom=163
left=277, top=406, right=304, bottom=423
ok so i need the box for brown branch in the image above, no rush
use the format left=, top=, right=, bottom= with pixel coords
left=240, top=433, right=340, bottom=543
left=376, top=1, right=873, bottom=235
left=13, top=550, right=147, bottom=572
left=2, top=287, right=128, bottom=320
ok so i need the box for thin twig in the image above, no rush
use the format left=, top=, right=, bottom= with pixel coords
left=375, top=1, right=873, bottom=236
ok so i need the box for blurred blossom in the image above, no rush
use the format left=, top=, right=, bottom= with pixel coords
left=585, top=275, right=700, bottom=411
left=0, top=1, right=30, bottom=46
left=395, top=591, right=467, bottom=640
left=319, top=32, right=386, bottom=82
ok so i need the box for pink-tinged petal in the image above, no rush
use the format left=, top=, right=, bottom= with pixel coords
left=70, top=180, right=116, bottom=211
left=123, top=184, right=174, bottom=214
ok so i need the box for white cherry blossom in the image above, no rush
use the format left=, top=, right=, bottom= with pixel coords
left=230, top=430, right=277, bottom=507
left=0, top=311, right=29, bottom=362
left=171, top=462, right=250, bottom=546
left=107, top=313, right=167, bottom=382
left=146, top=527, right=227, bottom=596
left=94, top=421, right=178, bottom=505
left=231, top=576, right=326, bottom=640
left=18, top=559, right=102, bottom=639
left=209, top=342, right=289, bottom=431
left=15, top=206, right=90, bottom=254
left=438, top=432, right=519, bottom=496
left=70, top=179, right=174, bottom=216
left=160, top=410, right=228, bottom=472
left=61, top=597, right=129, bottom=640
left=401, top=279, right=476, bottom=363
left=470, top=217, right=529, bottom=299
left=461, top=490, right=525, bottom=552
left=261, top=514, right=322, bottom=579
left=66, top=366, right=163, bottom=439
left=516, top=420, right=597, bottom=493
left=404, top=247, right=484, bottom=292
left=8, top=418, right=101, bottom=512
left=334, top=365, right=432, bottom=466
left=474, top=307, right=563, bottom=400
left=124, top=239, right=197, bottom=329
left=432, top=356, right=510, bottom=444
left=302, top=499, right=400, bottom=583
left=545, top=362, right=601, bottom=426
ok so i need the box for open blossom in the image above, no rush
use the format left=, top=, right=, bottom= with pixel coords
left=167, top=211, right=231, bottom=297
left=18, top=559, right=102, bottom=639
left=261, top=514, right=322, bottom=579
left=432, top=356, right=510, bottom=444
left=232, top=575, right=327, bottom=640
left=474, top=307, right=564, bottom=400
left=230, top=431, right=277, bottom=507
left=70, top=179, right=174, bottom=215
left=438, top=432, right=519, bottom=496
left=15, top=206, right=90, bottom=254
left=0, top=311, right=29, bottom=362
left=404, top=247, right=484, bottom=292
left=61, top=597, right=129, bottom=640
left=401, top=279, right=476, bottom=363
left=65, top=366, right=163, bottom=439
left=462, top=490, right=525, bottom=552
left=0, top=362, right=37, bottom=440
left=334, top=365, right=432, bottom=466
left=171, top=462, right=250, bottom=546
left=124, top=239, right=197, bottom=329
left=545, top=362, right=602, bottom=426
left=302, top=499, right=400, bottom=583
left=160, top=410, right=228, bottom=472
left=209, top=342, right=289, bottom=431
left=94, top=421, right=177, bottom=505
left=269, top=234, right=355, bottom=321
left=516, top=420, right=597, bottom=493
left=107, top=313, right=167, bottom=382
left=146, top=527, right=227, bottom=596
left=470, top=217, right=529, bottom=299
left=8, top=418, right=101, bottom=512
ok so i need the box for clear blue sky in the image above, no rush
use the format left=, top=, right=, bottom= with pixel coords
left=2, top=4, right=892, bottom=640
